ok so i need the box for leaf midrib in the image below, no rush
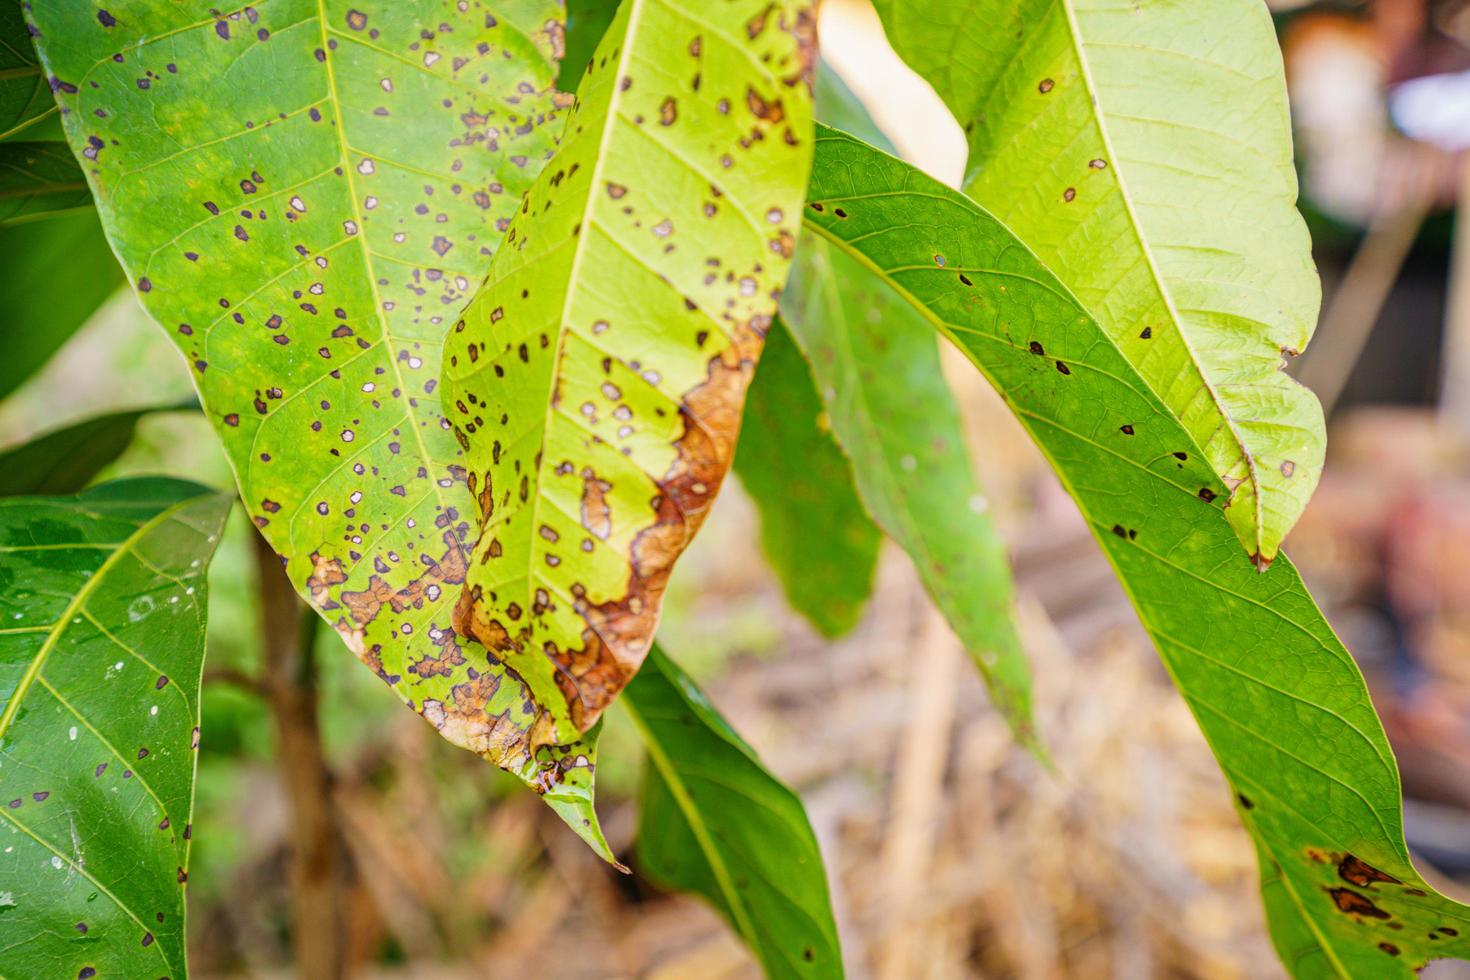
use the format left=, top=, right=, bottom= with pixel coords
left=0, top=496, right=192, bottom=739
left=1052, top=0, right=1263, bottom=555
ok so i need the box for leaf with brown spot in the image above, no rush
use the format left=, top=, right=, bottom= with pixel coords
left=443, top=0, right=814, bottom=747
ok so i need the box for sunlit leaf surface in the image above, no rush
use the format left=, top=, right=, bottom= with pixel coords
left=0, top=478, right=229, bottom=979
left=805, top=125, right=1470, bottom=978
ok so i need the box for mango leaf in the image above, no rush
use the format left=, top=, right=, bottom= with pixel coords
left=780, top=71, right=1034, bottom=739
left=735, top=317, right=880, bottom=638
left=25, top=1, right=630, bottom=843
left=803, top=124, right=1470, bottom=977
left=0, top=402, right=196, bottom=497
left=0, top=140, right=90, bottom=224
left=0, top=210, right=122, bottom=401
left=626, top=645, right=842, bottom=979
left=555, top=0, right=620, bottom=94
left=442, top=0, right=815, bottom=745
left=0, top=1, right=58, bottom=142
left=871, top=0, right=1323, bottom=568
left=0, top=477, right=230, bottom=979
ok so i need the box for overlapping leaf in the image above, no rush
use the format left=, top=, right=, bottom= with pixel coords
left=0, top=477, right=229, bottom=979
left=736, top=318, right=880, bottom=638
left=803, top=125, right=1470, bottom=977
left=442, top=0, right=815, bottom=746
left=0, top=1, right=58, bottom=141
left=25, top=1, right=618, bottom=822
left=627, top=645, right=842, bottom=979
left=0, top=401, right=195, bottom=496
left=781, top=71, right=1032, bottom=737
left=0, top=140, right=91, bottom=223
left=872, top=0, right=1323, bottom=568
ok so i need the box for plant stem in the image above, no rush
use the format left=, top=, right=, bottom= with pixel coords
left=253, top=530, right=346, bottom=980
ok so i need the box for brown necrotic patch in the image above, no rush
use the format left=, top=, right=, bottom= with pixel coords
left=1327, top=887, right=1392, bottom=919
left=1338, top=854, right=1402, bottom=888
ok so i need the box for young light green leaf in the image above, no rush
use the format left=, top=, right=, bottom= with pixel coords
left=0, top=140, right=90, bottom=224
left=442, top=0, right=815, bottom=745
left=0, top=1, right=59, bottom=142
left=626, top=645, right=842, bottom=980
left=872, top=0, right=1323, bottom=569
left=0, top=210, right=122, bottom=401
left=0, top=477, right=229, bottom=980
left=779, top=70, right=1034, bottom=740
left=0, top=401, right=196, bottom=497
left=803, top=125, right=1470, bottom=977
left=26, top=2, right=620, bottom=827
left=735, top=317, right=881, bottom=638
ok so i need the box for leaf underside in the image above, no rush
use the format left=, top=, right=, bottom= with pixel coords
left=785, top=68, right=1034, bottom=740
left=0, top=478, right=229, bottom=979
left=441, top=0, right=815, bottom=748
left=735, top=316, right=881, bottom=639
left=627, top=645, right=842, bottom=980
left=804, top=125, right=1470, bottom=978
left=27, top=0, right=626, bottom=828
left=873, top=0, right=1324, bottom=567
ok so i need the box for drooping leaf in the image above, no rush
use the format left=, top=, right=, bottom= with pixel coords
left=626, top=645, right=842, bottom=979
left=0, top=210, right=122, bottom=401
left=0, top=401, right=196, bottom=497
left=0, top=477, right=230, bottom=980
left=555, top=0, right=620, bottom=94
left=26, top=2, right=622, bottom=838
left=0, top=140, right=90, bottom=224
left=778, top=71, right=1034, bottom=738
left=735, top=317, right=880, bottom=638
left=803, top=125, right=1470, bottom=977
left=442, top=0, right=815, bottom=745
left=0, top=1, right=58, bottom=142
left=872, top=0, right=1323, bottom=568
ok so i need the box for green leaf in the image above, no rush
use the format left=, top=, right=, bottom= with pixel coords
left=779, top=70, right=1034, bottom=739
left=0, top=477, right=230, bottom=980
left=442, top=0, right=815, bottom=744
left=0, top=210, right=122, bottom=401
left=626, top=645, right=842, bottom=979
left=735, top=317, right=880, bottom=638
left=26, top=1, right=623, bottom=832
left=0, top=1, right=59, bottom=142
left=871, top=0, right=1323, bottom=568
left=555, top=0, right=621, bottom=94
left=0, top=402, right=196, bottom=497
left=0, top=140, right=91, bottom=224
left=803, top=124, right=1470, bottom=977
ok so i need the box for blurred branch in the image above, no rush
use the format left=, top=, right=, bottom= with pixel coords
left=253, top=530, right=347, bottom=980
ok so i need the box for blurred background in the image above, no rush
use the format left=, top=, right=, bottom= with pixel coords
left=4, top=0, right=1470, bottom=976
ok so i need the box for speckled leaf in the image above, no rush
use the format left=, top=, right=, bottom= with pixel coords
left=735, top=317, right=880, bottom=638
left=0, top=477, right=229, bottom=980
left=804, top=125, right=1470, bottom=977
left=782, top=71, right=1033, bottom=740
left=0, top=140, right=90, bottom=224
left=442, top=0, right=815, bottom=746
left=0, top=1, right=59, bottom=141
left=627, top=645, right=842, bottom=979
left=25, top=2, right=632, bottom=837
left=872, top=0, right=1323, bottom=569
left=0, top=210, right=122, bottom=401
left=0, top=402, right=195, bottom=497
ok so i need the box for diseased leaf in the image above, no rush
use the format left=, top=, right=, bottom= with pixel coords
left=555, top=0, right=620, bottom=94
left=803, top=125, right=1470, bottom=977
left=735, top=317, right=880, bottom=638
left=0, top=210, right=122, bottom=401
left=779, top=70, right=1033, bottom=738
left=0, top=477, right=229, bottom=980
left=0, top=401, right=195, bottom=497
left=442, top=0, right=815, bottom=745
left=26, top=2, right=623, bottom=838
left=872, top=0, right=1323, bottom=568
left=0, top=140, right=90, bottom=224
left=0, top=1, right=58, bottom=142
left=627, top=645, right=842, bottom=979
